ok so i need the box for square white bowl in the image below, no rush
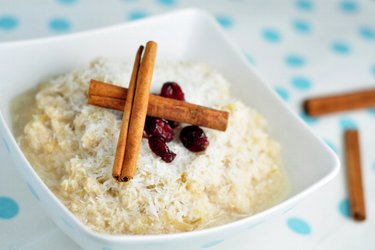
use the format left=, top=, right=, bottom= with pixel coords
left=0, top=9, right=339, bottom=250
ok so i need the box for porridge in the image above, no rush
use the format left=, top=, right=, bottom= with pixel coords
left=14, top=58, right=288, bottom=234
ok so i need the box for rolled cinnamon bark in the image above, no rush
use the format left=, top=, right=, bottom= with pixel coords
left=344, top=129, right=366, bottom=221
left=303, top=88, right=375, bottom=116
left=112, top=45, right=143, bottom=180
left=120, top=41, right=157, bottom=182
left=88, top=80, right=229, bottom=131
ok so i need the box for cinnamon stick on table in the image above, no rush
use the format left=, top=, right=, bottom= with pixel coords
left=88, top=80, right=229, bottom=131
left=112, top=45, right=144, bottom=180
left=344, top=129, right=366, bottom=221
left=120, top=41, right=157, bottom=182
left=303, top=88, right=375, bottom=116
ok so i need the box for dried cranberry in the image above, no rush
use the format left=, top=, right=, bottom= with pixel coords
left=145, top=117, right=174, bottom=142
left=148, top=136, right=176, bottom=163
left=160, top=82, right=185, bottom=101
left=179, top=126, right=209, bottom=152
left=167, top=120, right=180, bottom=129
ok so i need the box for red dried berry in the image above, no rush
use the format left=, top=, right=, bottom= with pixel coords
left=148, top=136, right=176, bottom=163
left=160, top=82, right=185, bottom=101
left=145, top=117, right=174, bottom=142
left=167, top=120, right=180, bottom=129
left=179, top=126, right=209, bottom=152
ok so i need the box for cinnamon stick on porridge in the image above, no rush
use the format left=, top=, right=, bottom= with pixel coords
left=88, top=80, right=229, bottom=131
left=112, top=45, right=144, bottom=180
left=119, top=41, right=157, bottom=182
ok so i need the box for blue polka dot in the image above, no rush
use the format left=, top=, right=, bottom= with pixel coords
left=0, top=197, right=19, bottom=219
left=340, top=1, right=358, bottom=13
left=216, top=15, right=233, bottom=29
left=331, top=42, right=351, bottom=55
left=27, top=183, right=40, bottom=201
left=292, top=19, right=311, bottom=33
left=339, top=117, right=357, bottom=130
left=372, top=162, right=375, bottom=173
left=2, top=137, right=10, bottom=153
left=0, top=16, right=18, bottom=30
left=300, top=112, right=318, bottom=125
left=157, top=0, right=176, bottom=6
left=299, top=112, right=318, bottom=125
left=201, top=240, right=224, bottom=248
left=285, top=54, right=305, bottom=67
left=49, top=18, right=71, bottom=32
left=296, top=0, right=313, bottom=11
left=57, top=0, right=77, bottom=4
left=128, top=10, right=148, bottom=21
left=245, top=53, right=255, bottom=65
left=324, top=139, right=337, bottom=153
left=359, top=26, right=375, bottom=40
left=287, top=217, right=311, bottom=235
left=369, top=108, right=375, bottom=116
left=262, top=28, right=281, bottom=43
left=338, top=198, right=351, bottom=218
left=291, top=76, right=312, bottom=91
left=274, top=86, right=290, bottom=101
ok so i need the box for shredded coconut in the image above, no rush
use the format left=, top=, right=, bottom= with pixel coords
left=16, top=58, right=288, bottom=235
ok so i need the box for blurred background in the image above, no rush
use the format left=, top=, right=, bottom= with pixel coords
left=1, top=0, right=375, bottom=249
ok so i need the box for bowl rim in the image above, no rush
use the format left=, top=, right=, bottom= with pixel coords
left=0, top=8, right=340, bottom=243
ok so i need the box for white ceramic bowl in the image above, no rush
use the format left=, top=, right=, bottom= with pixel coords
left=0, top=9, right=339, bottom=250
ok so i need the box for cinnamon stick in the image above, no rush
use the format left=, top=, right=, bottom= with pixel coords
left=303, top=88, right=375, bottom=116
left=112, top=45, right=143, bottom=180
left=344, top=129, right=366, bottom=221
left=120, top=41, right=157, bottom=181
left=88, top=80, right=229, bottom=131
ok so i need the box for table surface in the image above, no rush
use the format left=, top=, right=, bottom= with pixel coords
left=1, top=0, right=375, bottom=249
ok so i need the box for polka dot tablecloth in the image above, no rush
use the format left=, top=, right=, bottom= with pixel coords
left=1, top=0, right=375, bottom=249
